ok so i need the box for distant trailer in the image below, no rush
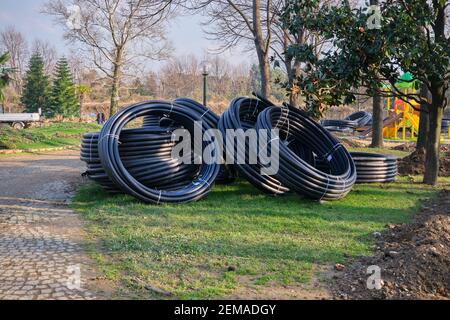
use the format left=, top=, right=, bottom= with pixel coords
left=0, top=109, right=42, bottom=129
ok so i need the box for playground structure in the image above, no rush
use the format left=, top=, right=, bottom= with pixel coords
left=382, top=73, right=450, bottom=140
left=382, top=73, right=421, bottom=140
left=355, top=72, right=449, bottom=140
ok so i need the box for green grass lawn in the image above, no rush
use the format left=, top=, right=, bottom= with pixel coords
left=72, top=176, right=450, bottom=299
left=0, top=122, right=101, bottom=150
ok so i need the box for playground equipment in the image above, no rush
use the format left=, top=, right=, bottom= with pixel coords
left=383, top=73, right=421, bottom=140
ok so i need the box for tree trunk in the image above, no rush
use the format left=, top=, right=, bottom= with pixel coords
left=283, top=29, right=299, bottom=107
left=109, top=63, right=121, bottom=117
left=423, top=2, right=446, bottom=185
left=253, top=0, right=271, bottom=98
left=423, top=92, right=444, bottom=185
left=257, top=56, right=270, bottom=98
left=416, top=84, right=429, bottom=152
left=370, top=93, right=383, bottom=148
left=368, top=1, right=383, bottom=148
left=79, top=94, right=84, bottom=117
left=287, top=60, right=300, bottom=107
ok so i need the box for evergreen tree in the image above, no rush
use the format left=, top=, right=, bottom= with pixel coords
left=21, top=52, right=51, bottom=113
left=50, top=57, right=79, bottom=117
left=0, top=52, right=14, bottom=112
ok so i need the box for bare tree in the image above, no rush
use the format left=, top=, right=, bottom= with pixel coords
left=191, top=0, right=275, bottom=98
left=0, top=26, right=28, bottom=93
left=44, top=0, right=177, bottom=116
left=144, top=71, right=159, bottom=97
left=160, top=54, right=201, bottom=99
left=207, top=54, right=232, bottom=98
left=67, top=52, right=86, bottom=85
left=31, top=39, right=58, bottom=75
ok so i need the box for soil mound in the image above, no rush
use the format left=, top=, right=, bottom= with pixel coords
left=398, top=148, right=450, bottom=176
left=332, top=189, right=450, bottom=300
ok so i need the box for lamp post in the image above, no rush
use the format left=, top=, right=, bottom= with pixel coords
left=202, top=65, right=209, bottom=107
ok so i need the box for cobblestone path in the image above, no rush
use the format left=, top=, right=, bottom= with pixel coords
left=0, top=150, right=99, bottom=300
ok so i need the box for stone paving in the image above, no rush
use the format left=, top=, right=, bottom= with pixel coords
left=0, top=151, right=99, bottom=300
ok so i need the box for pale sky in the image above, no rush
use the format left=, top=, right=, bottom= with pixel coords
left=0, top=0, right=254, bottom=70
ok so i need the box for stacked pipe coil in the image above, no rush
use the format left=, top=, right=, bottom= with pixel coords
left=321, top=111, right=372, bottom=131
left=81, top=97, right=239, bottom=201
left=82, top=96, right=359, bottom=203
left=81, top=128, right=199, bottom=194
left=218, top=97, right=290, bottom=195
left=218, top=96, right=356, bottom=200
left=174, top=98, right=238, bottom=183
left=350, top=152, right=398, bottom=183
left=96, top=100, right=221, bottom=204
left=345, top=111, right=372, bottom=127
left=81, top=100, right=226, bottom=204
left=256, top=106, right=357, bottom=200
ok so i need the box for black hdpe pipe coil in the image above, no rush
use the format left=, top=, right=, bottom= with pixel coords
left=81, top=129, right=198, bottom=192
left=81, top=98, right=237, bottom=194
left=321, top=111, right=372, bottom=131
left=345, top=111, right=372, bottom=127
left=350, top=152, right=398, bottom=183
left=218, top=96, right=290, bottom=195
left=256, top=106, right=357, bottom=200
left=321, top=119, right=359, bottom=130
left=174, top=97, right=238, bottom=183
left=97, top=100, right=221, bottom=204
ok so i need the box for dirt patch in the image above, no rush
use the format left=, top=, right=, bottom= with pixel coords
left=340, top=137, right=366, bottom=149
left=392, top=142, right=416, bottom=152
left=398, top=147, right=450, bottom=176
left=54, top=132, right=81, bottom=138
left=331, top=189, right=450, bottom=300
left=227, top=265, right=333, bottom=300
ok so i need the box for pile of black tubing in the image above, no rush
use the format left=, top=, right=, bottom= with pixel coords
left=218, top=97, right=290, bottom=195
left=345, top=111, right=372, bottom=127
left=80, top=99, right=235, bottom=204
left=82, top=95, right=358, bottom=203
left=256, top=106, right=357, bottom=200
left=81, top=128, right=198, bottom=194
left=219, top=96, right=357, bottom=200
left=321, top=111, right=372, bottom=132
left=350, top=152, right=398, bottom=183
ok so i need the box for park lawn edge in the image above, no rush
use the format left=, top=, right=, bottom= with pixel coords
left=72, top=175, right=450, bottom=299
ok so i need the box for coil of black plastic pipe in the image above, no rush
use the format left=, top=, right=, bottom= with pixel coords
left=80, top=128, right=199, bottom=193
left=218, top=97, right=290, bottom=195
left=350, top=152, right=398, bottom=183
left=97, top=100, right=221, bottom=204
left=345, top=111, right=372, bottom=127
left=321, top=111, right=372, bottom=131
left=321, top=119, right=359, bottom=129
left=81, top=98, right=235, bottom=196
left=256, top=106, right=357, bottom=200
left=174, top=98, right=238, bottom=183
